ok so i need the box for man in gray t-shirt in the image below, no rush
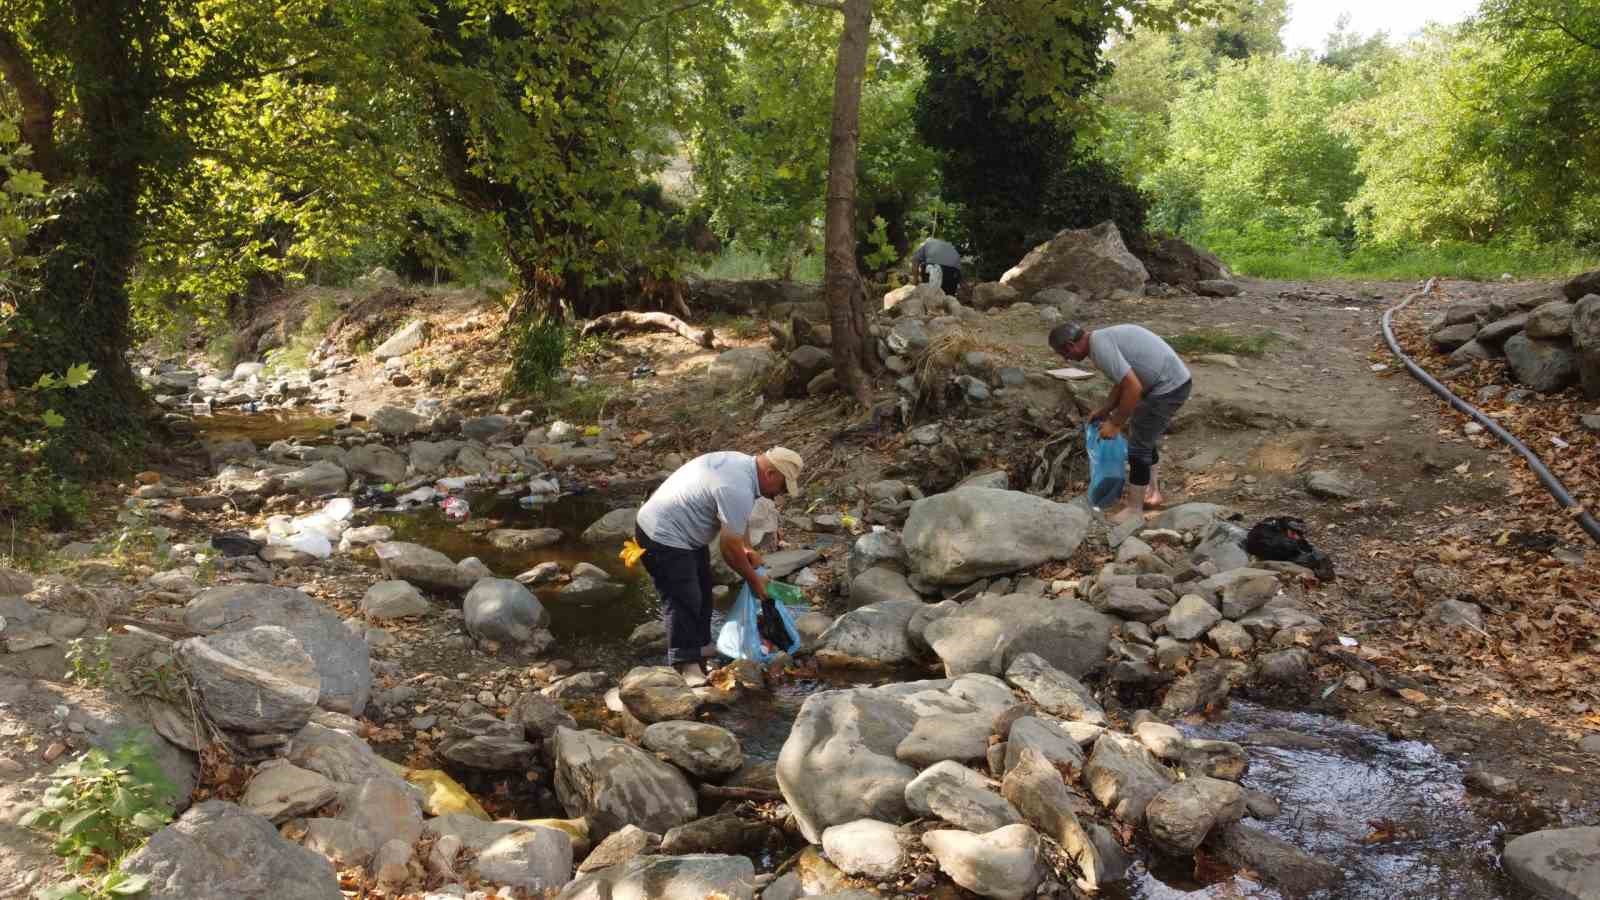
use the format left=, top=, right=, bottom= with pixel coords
left=634, top=447, right=804, bottom=681
left=1048, top=322, right=1193, bottom=522
left=912, top=238, right=962, bottom=296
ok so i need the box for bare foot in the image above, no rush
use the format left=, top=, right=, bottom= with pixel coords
left=1146, top=488, right=1167, bottom=509
left=675, top=661, right=707, bottom=687
left=1109, top=504, right=1143, bottom=525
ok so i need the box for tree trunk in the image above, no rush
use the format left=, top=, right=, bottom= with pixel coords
left=822, top=0, right=880, bottom=407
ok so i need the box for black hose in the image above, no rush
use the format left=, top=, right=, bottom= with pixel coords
left=1380, top=288, right=1600, bottom=545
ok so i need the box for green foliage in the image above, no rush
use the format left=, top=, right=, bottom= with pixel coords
left=1221, top=236, right=1600, bottom=281
left=1165, top=328, right=1279, bottom=356
left=39, top=869, right=151, bottom=900
left=504, top=316, right=569, bottom=397
left=65, top=635, right=114, bottom=689
left=19, top=737, right=176, bottom=874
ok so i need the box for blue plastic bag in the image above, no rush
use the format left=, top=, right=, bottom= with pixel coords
left=715, top=569, right=802, bottom=663
left=1085, top=421, right=1128, bottom=509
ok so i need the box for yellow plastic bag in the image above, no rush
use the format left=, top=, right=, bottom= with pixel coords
left=620, top=538, right=646, bottom=568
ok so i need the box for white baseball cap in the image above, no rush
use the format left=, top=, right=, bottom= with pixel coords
left=766, top=447, right=804, bottom=496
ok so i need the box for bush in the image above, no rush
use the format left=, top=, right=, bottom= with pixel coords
left=503, top=316, right=568, bottom=396
left=20, top=737, right=176, bottom=874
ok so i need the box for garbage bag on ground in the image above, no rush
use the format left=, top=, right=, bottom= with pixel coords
left=716, top=570, right=802, bottom=663
left=1085, top=422, right=1128, bottom=510
left=1245, top=516, right=1334, bottom=581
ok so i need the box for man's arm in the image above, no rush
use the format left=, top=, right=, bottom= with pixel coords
left=1098, top=371, right=1143, bottom=439
left=719, top=526, right=768, bottom=601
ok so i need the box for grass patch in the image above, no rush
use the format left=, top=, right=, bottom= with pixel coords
left=1165, top=328, right=1281, bottom=357
left=545, top=382, right=620, bottom=423
left=265, top=294, right=342, bottom=376
left=705, top=313, right=766, bottom=341
left=1195, top=230, right=1600, bottom=281
left=690, top=246, right=824, bottom=282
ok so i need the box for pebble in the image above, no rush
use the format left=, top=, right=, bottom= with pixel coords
left=42, top=742, right=67, bottom=762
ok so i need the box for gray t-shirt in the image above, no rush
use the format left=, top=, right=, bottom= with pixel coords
left=1088, top=324, right=1191, bottom=397
left=635, top=451, right=760, bottom=550
left=913, top=238, right=961, bottom=269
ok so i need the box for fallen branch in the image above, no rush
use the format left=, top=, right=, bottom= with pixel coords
left=1322, top=647, right=1424, bottom=696
left=581, top=311, right=715, bottom=348
left=696, top=784, right=782, bottom=802
left=110, top=615, right=205, bottom=639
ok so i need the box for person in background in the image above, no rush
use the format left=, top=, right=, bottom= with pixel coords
left=633, top=447, right=804, bottom=684
left=1048, top=321, right=1192, bottom=522
left=912, top=237, right=962, bottom=296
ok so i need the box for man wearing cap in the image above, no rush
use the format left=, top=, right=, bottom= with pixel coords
left=634, top=447, right=804, bottom=682
left=1048, top=321, right=1191, bottom=522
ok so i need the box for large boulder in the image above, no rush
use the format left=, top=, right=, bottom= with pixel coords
left=279, top=461, right=347, bottom=497
left=1527, top=301, right=1576, bottom=339
left=552, top=727, right=698, bottom=840
left=183, top=585, right=370, bottom=716
left=1505, top=333, right=1579, bottom=393
left=641, top=722, right=744, bottom=780
left=814, top=600, right=925, bottom=667
left=618, top=666, right=700, bottom=723
left=776, top=346, right=833, bottom=398
left=1000, top=221, right=1148, bottom=300
left=344, top=445, right=407, bottom=484
left=241, top=764, right=339, bottom=824
left=373, top=541, right=477, bottom=595
left=922, top=825, right=1042, bottom=900
left=905, top=761, right=1022, bottom=833
left=582, top=507, right=639, bottom=545
left=464, top=578, right=550, bottom=645
left=1573, top=294, right=1600, bottom=399
left=373, top=320, right=427, bottom=360
left=779, top=678, right=1012, bottom=842
left=556, top=854, right=755, bottom=900
left=707, top=347, right=778, bottom=397
left=849, top=530, right=907, bottom=580
left=902, top=489, right=1089, bottom=585
left=971, top=282, right=1021, bottom=310
left=925, top=593, right=1114, bottom=679
left=1136, top=236, right=1230, bottom=288
left=177, top=627, right=320, bottom=734
left=1145, top=776, right=1246, bottom=854
left=848, top=567, right=921, bottom=608
left=1083, top=732, right=1174, bottom=825
left=1004, top=653, right=1105, bottom=724
left=121, top=801, right=340, bottom=899
left=1502, top=827, right=1600, bottom=900
left=821, top=819, right=907, bottom=879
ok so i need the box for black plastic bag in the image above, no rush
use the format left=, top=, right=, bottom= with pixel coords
left=1245, top=516, right=1334, bottom=581
left=211, top=532, right=264, bottom=558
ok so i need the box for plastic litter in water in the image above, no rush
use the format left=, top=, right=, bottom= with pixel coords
left=441, top=496, right=470, bottom=522
left=1339, top=635, right=1359, bottom=647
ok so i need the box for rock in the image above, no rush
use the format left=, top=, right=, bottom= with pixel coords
left=1208, top=621, right=1254, bottom=657
left=1304, top=470, right=1358, bottom=500
left=303, top=817, right=376, bottom=868
left=887, top=319, right=931, bottom=355
left=340, top=777, right=424, bottom=847
left=1004, top=717, right=1087, bottom=774
left=409, top=439, right=463, bottom=474
left=777, top=684, right=922, bottom=842
left=1451, top=339, right=1496, bottom=362
left=707, top=347, right=778, bottom=397
left=1503, top=827, right=1600, bottom=900
left=806, top=368, right=839, bottom=396
left=464, top=578, right=549, bottom=645
left=559, top=574, right=625, bottom=604
left=582, top=508, right=638, bottom=545
left=556, top=854, right=755, bottom=900
left=1032, top=287, right=1081, bottom=314
left=370, top=406, right=424, bottom=437
left=1432, top=599, right=1484, bottom=630
left=241, top=764, right=338, bottom=823
left=1159, top=660, right=1239, bottom=717
left=895, top=713, right=993, bottom=767
left=849, top=530, right=907, bottom=580
left=619, top=666, right=699, bottom=723
left=659, top=813, right=771, bottom=855
left=339, top=525, right=393, bottom=552
left=361, top=581, right=432, bottom=620
left=848, top=567, right=920, bottom=608
left=509, top=693, right=578, bottom=743
left=1429, top=322, right=1479, bottom=352
left=641, top=721, right=744, bottom=779
left=343, top=444, right=405, bottom=485
left=1000, top=220, right=1148, bottom=300
left=372, top=839, right=411, bottom=885
left=1005, top=653, right=1105, bottom=724
left=516, top=561, right=563, bottom=586
left=776, top=346, right=833, bottom=397
left=1001, top=748, right=1088, bottom=851
left=972, top=282, right=1021, bottom=310
left=1083, top=732, right=1173, bottom=825
left=1478, top=313, right=1529, bottom=344
left=1167, top=594, right=1223, bottom=640
left=279, top=460, right=347, bottom=496
left=903, top=489, right=1089, bottom=585
left=1146, top=776, right=1246, bottom=854
left=1216, top=823, right=1344, bottom=897
left=884, top=282, right=946, bottom=313
left=906, top=760, right=1022, bottom=833
left=922, top=824, right=1042, bottom=900
left=1199, top=568, right=1279, bottom=620
left=122, top=801, right=340, bottom=899
left=1465, top=767, right=1518, bottom=798
left=177, top=626, right=320, bottom=733
left=536, top=443, right=620, bottom=470
left=578, top=824, right=660, bottom=874
left=1505, top=333, right=1579, bottom=393
left=957, top=469, right=1009, bottom=490
left=1574, top=294, right=1600, bottom=398
left=441, top=728, right=538, bottom=771
left=1194, top=279, right=1242, bottom=298
left=374, top=541, right=476, bottom=595
left=926, top=592, right=1114, bottom=679
left=489, top=528, right=564, bottom=550
left=553, top=727, right=697, bottom=839
left=821, top=819, right=905, bottom=879
left=476, top=824, right=573, bottom=891
left=815, top=600, right=924, bottom=667
left=1256, top=648, right=1312, bottom=684
left=1527, top=300, right=1576, bottom=339
left=1096, top=585, right=1169, bottom=622
left=460, top=414, right=512, bottom=442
